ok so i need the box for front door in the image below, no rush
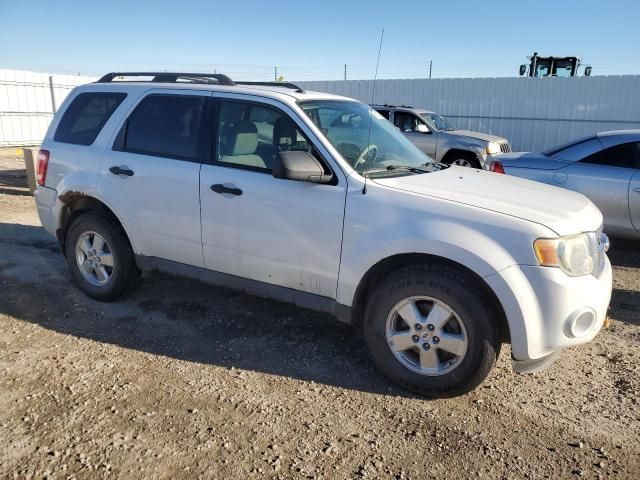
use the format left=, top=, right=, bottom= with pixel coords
left=199, top=95, right=346, bottom=298
left=99, top=90, right=209, bottom=267
left=393, top=111, right=438, bottom=158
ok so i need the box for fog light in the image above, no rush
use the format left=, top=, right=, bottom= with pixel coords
left=564, top=308, right=597, bottom=338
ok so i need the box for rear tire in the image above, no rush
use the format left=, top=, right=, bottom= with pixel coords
left=363, top=262, right=501, bottom=398
left=65, top=212, right=140, bottom=301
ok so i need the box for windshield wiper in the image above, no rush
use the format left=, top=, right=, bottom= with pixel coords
left=363, top=164, right=432, bottom=177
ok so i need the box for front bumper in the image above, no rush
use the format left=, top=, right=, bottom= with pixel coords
left=484, top=256, right=612, bottom=362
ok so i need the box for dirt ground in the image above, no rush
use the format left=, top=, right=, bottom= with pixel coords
left=0, top=148, right=639, bottom=479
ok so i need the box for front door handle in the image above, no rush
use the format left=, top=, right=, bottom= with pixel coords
left=633, top=187, right=640, bottom=193
left=109, top=166, right=134, bottom=177
left=211, top=184, right=242, bottom=196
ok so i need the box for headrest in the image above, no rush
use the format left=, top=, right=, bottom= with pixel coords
left=273, top=116, right=298, bottom=146
left=224, top=121, right=258, bottom=155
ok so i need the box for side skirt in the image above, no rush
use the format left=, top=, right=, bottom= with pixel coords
left=135, top=255, right=353, bottom=324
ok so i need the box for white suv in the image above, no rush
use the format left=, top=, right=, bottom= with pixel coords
left=35, top=72, right=612, bottom=397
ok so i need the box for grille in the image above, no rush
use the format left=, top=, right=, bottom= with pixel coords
left=499, top=142, right=511, bottom=153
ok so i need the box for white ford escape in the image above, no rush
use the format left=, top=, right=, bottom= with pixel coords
left=35, top=72, right=612, bottom=397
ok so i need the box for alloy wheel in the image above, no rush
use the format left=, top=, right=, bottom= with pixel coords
left=385, top=296, right=468, bottom=376
left=75, top=231, right=114, bottom=286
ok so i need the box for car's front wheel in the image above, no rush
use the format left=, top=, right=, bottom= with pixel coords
left=65, top=212, right=139, bottom=301
left=363, top=262, right=501, bottom=397
left=446, top=154, right=480, bottom=168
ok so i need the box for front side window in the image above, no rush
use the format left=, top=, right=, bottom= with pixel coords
left=124, top=94, right=205, bottom=160
left=217, top=100, right=310, bottom=171
left=55, top=92, right=126, bottom=145
left=534, top=61, right=551, bottom=77
left=580, top=142, right=640, bottom=169
left=393, top=112, right=427, bottom=133
left=300, top=100, right=434, bottom=177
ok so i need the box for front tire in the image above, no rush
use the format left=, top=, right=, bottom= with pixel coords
left=446, top=154, right=480, bottom=168
left=65, top=212, right=139, bottom=301
left=363, top=262, right=501, bottom=397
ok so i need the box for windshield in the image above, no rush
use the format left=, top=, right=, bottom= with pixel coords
left=299, top=100, right=435, bottom=177
left=422, top=113, right=455, bottom=131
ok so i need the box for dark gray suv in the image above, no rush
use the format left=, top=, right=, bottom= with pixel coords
left=373, top=104, right=511, bottom=168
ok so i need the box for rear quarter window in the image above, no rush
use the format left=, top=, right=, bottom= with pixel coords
left=54, top=92, right=127, bottom=145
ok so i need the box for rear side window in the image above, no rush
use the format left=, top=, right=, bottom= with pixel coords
left=54, top=92, right=126, bottom=145
left=580, top=142, right=640, bottom=169
left=123, top=94, right=205, bottom=160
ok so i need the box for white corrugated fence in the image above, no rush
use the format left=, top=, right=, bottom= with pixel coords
left=0, top=69, right=96, bottom=146
left=298, top=76, right=640, bottom=152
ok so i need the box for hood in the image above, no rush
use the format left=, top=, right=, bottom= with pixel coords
left=443, top=129, right=506, bottom=143
left=373, top=166, right=602, bottom=236
left=498, top=152, right=569, bottom=171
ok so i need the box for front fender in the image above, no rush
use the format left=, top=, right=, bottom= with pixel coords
left=336, top=180, right=554, bottom=307
left=337, top=217, right=521, bottom=306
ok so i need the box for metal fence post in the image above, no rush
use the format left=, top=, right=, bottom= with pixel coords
left=48, top=76, right=56, bottom=113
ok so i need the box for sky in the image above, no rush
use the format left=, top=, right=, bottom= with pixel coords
left=1, top=0, right=639, bottom=80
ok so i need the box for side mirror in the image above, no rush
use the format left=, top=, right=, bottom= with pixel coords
left=272, top=150, right=333, bottom=184
left=584, top=66, right=592, bottom=76
left=519, top=64, right=527, bottom=76
left=414, top=123, right=430, bottom=134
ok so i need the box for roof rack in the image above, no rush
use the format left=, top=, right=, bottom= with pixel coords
left=236, top=81, right=305, bottom=93
left=96, top=72, right=236, bottom=86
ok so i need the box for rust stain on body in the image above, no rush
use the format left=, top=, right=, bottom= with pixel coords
left=58, top=190, right=86, bottom=204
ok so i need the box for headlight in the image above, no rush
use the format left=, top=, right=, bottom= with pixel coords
left=486, top=142, right=501, bottom=155
left=534, top=232, right=604, bottom=276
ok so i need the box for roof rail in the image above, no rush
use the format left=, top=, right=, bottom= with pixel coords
left=96, top=72, right=236, bottom=86
left=236, top=81, right=305, bottom=93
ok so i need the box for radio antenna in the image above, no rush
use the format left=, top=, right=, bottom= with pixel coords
left=363, top=28, right=384, bottom=195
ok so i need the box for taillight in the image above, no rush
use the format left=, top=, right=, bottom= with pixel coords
left=36, top=149, right=50, bottom=186
left=489, top=160, right=505, bottom=174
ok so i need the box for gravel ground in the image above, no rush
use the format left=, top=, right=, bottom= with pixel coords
left=0, top=150, right=639, bottom=479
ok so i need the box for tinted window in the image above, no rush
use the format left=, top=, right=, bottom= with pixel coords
left=217, top=100, right=310, bottom=171
left=375, top=109, right=391, bottom=120
left=125, top=94, right=205, bottom=160
left=54, top=92, right=126, bottom=145
left=580, top=142, right=640, bottom=169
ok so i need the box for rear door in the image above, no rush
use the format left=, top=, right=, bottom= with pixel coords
left=393, top=111, right=437, bottom=157
left=98, top=89, right=209, bottom=267
left=561, top=141, right=639, bottom=235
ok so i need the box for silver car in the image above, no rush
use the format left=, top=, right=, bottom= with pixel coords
left=372, top=104, right=511, bottom=168
left=496, top=130, right=640, bottom=239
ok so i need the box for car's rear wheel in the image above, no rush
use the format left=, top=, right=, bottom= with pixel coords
left=65, top=212, right=139, bottom=301
left=363, top=262, right=501, bottom=397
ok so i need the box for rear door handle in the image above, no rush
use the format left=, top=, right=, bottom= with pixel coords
left=109, top=166, right=134, bottom=177
left=633, top=187, right=640, bottom=193
left=211, top=184, right=242, bottom=196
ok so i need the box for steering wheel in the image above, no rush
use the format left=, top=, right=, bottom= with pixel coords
left=355, top=144, right=379, bottom=168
